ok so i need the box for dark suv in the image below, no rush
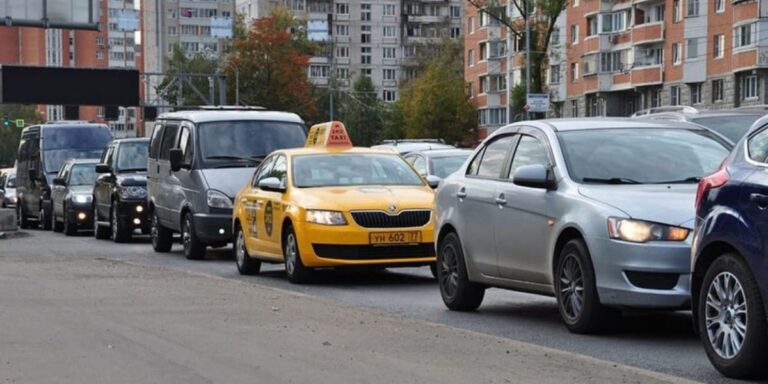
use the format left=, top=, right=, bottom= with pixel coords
left=93, top=138, right=150, bottom=242
left=692, top=114, right=768, bottom=379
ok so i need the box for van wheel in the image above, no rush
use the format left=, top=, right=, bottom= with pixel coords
left=438, top=232, right=485, bottom=311
left=40, top=206, right=51, bottom=230
left=182, top=212, right=206, bottom=260
left=111, top=203, right=131, bottom=243
left=699, top=253, right=768, bottom=379
left=151, top=212, right=172, bottom=252
left=234, top=224, right=261, bottom=275
left=555, top=239, right=615, bottom=334
left=284, top=225, right=311, bottom=283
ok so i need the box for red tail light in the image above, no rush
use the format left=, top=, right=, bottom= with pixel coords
left=695, top=166, right=729, bottom=211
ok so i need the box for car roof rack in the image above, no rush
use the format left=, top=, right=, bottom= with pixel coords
left=378, top=138, right=446, bottom=144
left=630, top=106, right=699, bottom=117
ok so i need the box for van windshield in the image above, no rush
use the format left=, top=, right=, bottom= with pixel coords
left=42, top=126, right=112, bottom=173
left=198, top=121, right=306, bottom=168
left=44, top=149, right=105, bottom=173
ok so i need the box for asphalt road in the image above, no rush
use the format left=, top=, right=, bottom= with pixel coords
left=2, top=229, right=751, bottom=383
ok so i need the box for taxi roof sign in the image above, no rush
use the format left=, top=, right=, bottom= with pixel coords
left=305, top=121, right=353, bottom=149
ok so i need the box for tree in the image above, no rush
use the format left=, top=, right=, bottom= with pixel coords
left=398, top=60, right=477, bottom=144
left=156, top=45, right=220, bottom=106
left=0, top=104, right=44, bottom=167
left=467, top=0, right=567, bottom=104
left=401, top=38, right=465, bottom=76
left=338, top=74, right=383, bottom=146
left=223, top=7, right=318, bottom=116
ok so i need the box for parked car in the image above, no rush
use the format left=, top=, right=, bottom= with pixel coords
left=372, top=139, right=455, bottom=155
left=51, top=158, right=99, bottom=235
left=15, top=122, right=112, bottom=229
left=147, top=108, right=307, bottom=260
left=691, top=114, right=768, bottom=379
left=434, top=118, right=732, bottom=334
left=0, top=171, right=17, bottom=208
left=404, top=149, right=472, bottom=180
left=631, top=106, right=763, bottom=144
left=93, top=138, right=150, bottom=242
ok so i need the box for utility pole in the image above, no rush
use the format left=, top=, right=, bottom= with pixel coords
left=525, top=0, right=531, bottom=121
left=328, top=12, right=335, bottom=121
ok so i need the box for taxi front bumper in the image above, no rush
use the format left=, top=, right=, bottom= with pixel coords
left=295, top=222, right=436, bottom=268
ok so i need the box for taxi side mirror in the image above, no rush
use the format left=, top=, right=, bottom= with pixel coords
left=259, top=177, right=286, bottom=193
left=425, top=175, right=441, bottom=189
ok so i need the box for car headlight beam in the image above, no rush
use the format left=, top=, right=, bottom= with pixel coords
left=305, top=210, right=347, bottom=225
left=607, top=218, right=689, bottom=243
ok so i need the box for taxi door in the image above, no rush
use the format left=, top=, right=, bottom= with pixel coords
left=242, top=156, right=276, bottom=257
left=260, top=155, right=289, bottom=257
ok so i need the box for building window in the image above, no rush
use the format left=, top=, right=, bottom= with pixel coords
left=573, top=0, right=579, bottom=7
left=550, top=64, right=562, bottom=84
left=743, top=75, right=759, bottom=100
left=686, top=38, right=698, bottom=59
left=361, top=25, right=371, bottom=43
left=713, top=34, right=724, bottom=58
left=672, top=43, right=681, bottom=65
left=383, top=47, right=396, bottom=59
left=383, top=4, right=396, bottom=16
left=468, top=17, right=475, bottom=34
left=587, top=16, right=597, bottom=37
left=335, top=25, right=349, bottom=36
left=479, top=42, right=488, bottom=60
left=309, top=65, right=329, bottom=78
left=468, top=49, right=474, bottom=65
left=570, top=62, right=579, bottom=82
left=734, top=23, right=756, bottom=49
left=712, top=79, right=724, bottom=102
left=671, top=86, right=681, bottom=105
left=599, top=51, right=624, bottom=72
left=690, top=83, right=702, bottom=104
left=570, top=25, right=578, bottom=44
left=336, top=67, right=349, bottom=80
left=361, top=47, right=371, bottom=65
left=479, top=76, right=489, bottom=93
left=551, top=27, right=560, bottom=46
left=361, top=3, right=371, bottom=21
left=96, top=50, right=104, bottom=60
left=673, top=0, right=681, bottom=22
left=383, top=69, right=396, bottom=81
left=715, top=0, right=724, bottom=13
left=335, top=2, right=349, bottom=15
left=336, top=46, right=349, bottom=58
left=451, top=27, right=461, bottom=38
left=383, top=90, right=397, bottom=102
left=451, top=6, right=461, bottom=18
left=686, top=0, right=699, bottom=16
left=570, top=99, right=578, bottom=117
left=383, top=25, right=396, bottom=38
left=96, top=36, right=104, bottom=46
left=601, top=12, right=627, bottom=33
left=651, top=89, right=662, bottom=107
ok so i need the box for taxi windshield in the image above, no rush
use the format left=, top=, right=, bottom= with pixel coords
left=293, top=154, right=424, bottom=188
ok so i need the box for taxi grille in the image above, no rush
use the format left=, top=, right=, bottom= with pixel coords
left=351, top=210, right=431, bottom=228
left=312, top=243, right=435, bottom=260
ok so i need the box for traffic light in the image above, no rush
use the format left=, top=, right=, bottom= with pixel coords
left=2, top=116, right=9, bottom=128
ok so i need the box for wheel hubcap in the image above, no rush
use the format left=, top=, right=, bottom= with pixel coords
left=439, top=243, right=460, bottom=300
left=183, top=218, right=192, bottom=254
left=151, top=215, right=159, bottom=246
left=111, top=206, right=118, bottom=239
left=706, top=271, right=748, bottom=359
left=235, top=230, right=245, bottom=267
left=559, top=254, right=585, bottom=321
left=285, top=234, right=297, bottom=275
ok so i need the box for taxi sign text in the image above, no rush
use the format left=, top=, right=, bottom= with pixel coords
left=305, top=121, right=352, bottom=149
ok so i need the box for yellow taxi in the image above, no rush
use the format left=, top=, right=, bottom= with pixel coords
left=231, top=121, right=437, bottom=283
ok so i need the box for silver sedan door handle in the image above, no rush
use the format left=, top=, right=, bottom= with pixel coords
left=495, top=193, right=507, bottom=205
left=457, top=187, right=467, bottom=199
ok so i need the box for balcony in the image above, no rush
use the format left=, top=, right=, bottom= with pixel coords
left=631, top=65, right=662, bottom=85
left=406, top=15, right=448, bottom=24
left=631, top=22, right=663, bottom=45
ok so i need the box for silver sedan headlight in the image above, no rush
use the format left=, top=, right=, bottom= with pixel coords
left=607, top=218, right=689, bottom=243
left=119, top=186, right=147, bottom=200
left=72, top=194, right=93, bottom=204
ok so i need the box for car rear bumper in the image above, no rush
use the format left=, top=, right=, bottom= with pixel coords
left=588, top=236, right=692, bottom=309
left=193, top=213, right=232, bottom=243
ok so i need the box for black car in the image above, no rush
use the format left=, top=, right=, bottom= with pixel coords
left=51, top=159, right=99, bottom=235
left=93, top=138, right=150, bottom=242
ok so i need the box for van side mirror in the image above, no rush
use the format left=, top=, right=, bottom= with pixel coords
left=95, top=164, right=111, bottom=174
left=512, top=164, right=554, bottom=190
left=28, top=169, right=37, bottom=182
left=53, top=177, right=66, bottom=186
left=258, top=177, right=286, bottom=193
left=425, top=175, right=441, bottom=189
left=169, top=149, right=184, bottom=172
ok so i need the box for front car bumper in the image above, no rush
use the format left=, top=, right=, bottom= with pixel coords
left=588, top=236, right=691, bottom=309
left=116, top=200, right=149, bottom=230
left=193, top=212, right=233, bottom=243
left=296, top=222, right=436, bottom=268
left=67, top=201, right=94, bottom=228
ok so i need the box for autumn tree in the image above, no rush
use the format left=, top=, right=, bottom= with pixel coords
left=223, top=7, right=317, bottom=116
left=467, top=0, right=567, bottom=101
left=398, top=60, right=477, bottom=144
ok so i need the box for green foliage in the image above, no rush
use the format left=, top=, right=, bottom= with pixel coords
left=0, top=104, right=43, bottom=167
left=510, top=84, right=527, bottom=122
left=402, top=38, right=465, bottom=76
left=156, top=45, right=219, bottom=106
left=338, top=74, right=383, bottom=146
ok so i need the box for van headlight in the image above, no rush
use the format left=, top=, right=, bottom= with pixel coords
left=119, top=186, right=147, bottom=200
left=305, top=210, right=347, bottom=225
left=207, top=189, right=233, bottom=209
left=607, top=218, right=689, bottom=243
left=72, top=194, right=92, bottom=204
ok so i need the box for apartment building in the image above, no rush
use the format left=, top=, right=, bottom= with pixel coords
left=239, top=0, right=464, bottom=101
left=0, top=0, right=143, bottom=137
left=464, top=2, right=567, bottom=137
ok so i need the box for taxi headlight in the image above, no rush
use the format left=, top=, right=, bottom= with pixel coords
left=305, top=210, right=347, bottom=225
left=207, top=189, right=233, bottom=209
left=72, top=194, right=92, bottom=204
left=119, top=186, right=147, bottom=200
left=607, top=218, right=689, bottom=243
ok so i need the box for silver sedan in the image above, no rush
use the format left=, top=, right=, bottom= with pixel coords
left=434, top=118, right=732, bottom=334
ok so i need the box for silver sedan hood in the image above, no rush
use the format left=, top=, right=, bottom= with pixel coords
left=577, top=184, right=697, bottom=228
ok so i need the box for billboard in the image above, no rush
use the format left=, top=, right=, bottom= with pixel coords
left=0, top=0, right=99, bottom=30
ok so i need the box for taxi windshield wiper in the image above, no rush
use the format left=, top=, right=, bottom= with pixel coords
left=653, top=176, right=702, bottom=184
left=582, top=177, right=642, bottom=185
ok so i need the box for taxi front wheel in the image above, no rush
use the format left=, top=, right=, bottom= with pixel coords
left=234, top=224, right=261, bottom=275
left=284, top=225, right=312, bottom=284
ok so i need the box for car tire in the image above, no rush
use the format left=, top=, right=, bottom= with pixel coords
left=283, top=225, right=311, bottom=284
left=555, top=239, right=614, bottom=334
left=182, top=212, right=206, bottom=260
left=39, top=205, right=51, bottom=231
left=698, top=253, right=768, bottom=379
left=151, top=211, right=172, bottom=253
left=93, top=205, right=110, bottom=240
left=111, top=203, right=131, bottom=243
left=438, top=232, right=485, bottom=311
left=234, top=224, right=261, bottom=275
left=63, top=204, right=77, bottom=236
left=52, top=208, right=63, bottom=233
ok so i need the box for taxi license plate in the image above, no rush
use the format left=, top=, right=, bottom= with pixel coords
left=369, top=231, right=421, bottom=245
